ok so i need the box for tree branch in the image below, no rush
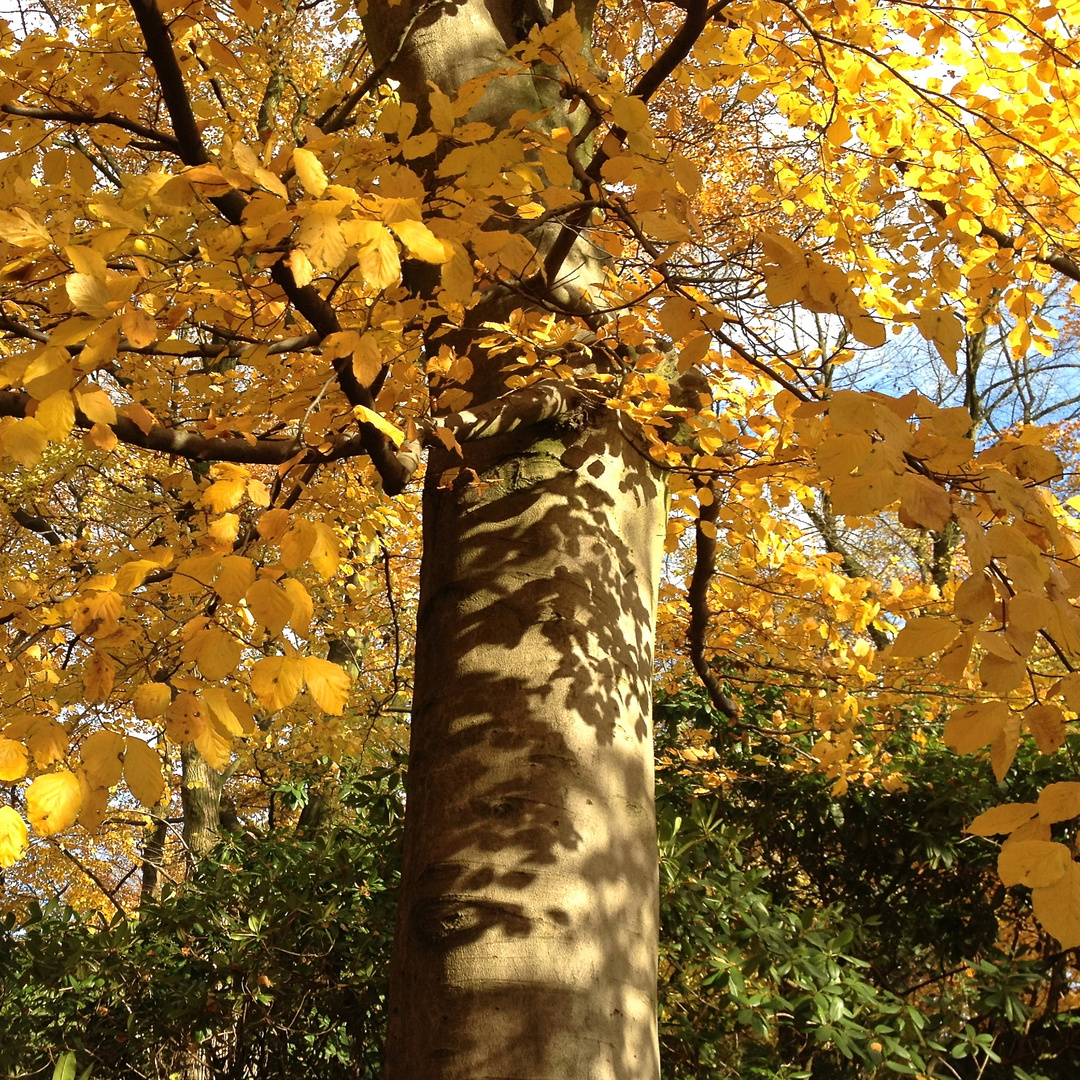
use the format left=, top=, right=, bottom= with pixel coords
left=0, top=390, right=376, bottom=466
left=317, top=0, right=448, bottom=134
left=631, top=1, right=715, bottom=105
left=9, top=506, right=64, bottom=546
left=118, top=0, right=413, bottom=493
left=429, top=380, right=588, bottom=444
left=921, top=193, right=1080, bottom=283
left=127, top=0, right=212, bottom=167
left=687, top=485, right=740, bottom=719
left=0, top=102, right=182, bottom=155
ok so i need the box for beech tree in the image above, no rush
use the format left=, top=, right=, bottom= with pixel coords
left=4, top=1, right=1080, bottom=1078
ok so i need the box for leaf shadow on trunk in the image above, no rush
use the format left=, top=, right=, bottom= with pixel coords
left=388, top=425, right=664, bottom=1078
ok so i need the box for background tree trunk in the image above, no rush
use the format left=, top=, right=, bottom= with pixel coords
left=181, top=743, right=226, bottom=863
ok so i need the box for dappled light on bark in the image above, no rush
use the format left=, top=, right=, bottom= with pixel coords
left=388, top=412, right=665, bottom=1079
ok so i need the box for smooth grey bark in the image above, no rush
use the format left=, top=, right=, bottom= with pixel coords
left=364, top=3, right=666, bottom=1077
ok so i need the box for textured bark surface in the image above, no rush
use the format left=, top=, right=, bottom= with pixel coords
left=367, top=4, right=666, bottom=1077
left=388, top=420, right=665, bottom=1079
left=180, top=742, right=225, bottom=863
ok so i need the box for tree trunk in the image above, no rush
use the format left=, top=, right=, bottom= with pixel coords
left=138, top=802, right=169, bottom=903
left=180, top=743, right=225, bottom=864
left=388, top=421, right=665, bottom=1079
left=366, top=4, right=667, bottom=1077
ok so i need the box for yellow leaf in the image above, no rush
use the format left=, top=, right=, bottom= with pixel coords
left=953, top=573, right=996, bottom=624
left=0, top=738, right=28, bottom=781
left=899, top=473, right=953, bottom=532
left=195, top=718, right=233, bottom=771
left=816, top=433, right=873, bottom=479
left=199, top=475, right=247, bottom=513
left=353, top=404, right=404, bottom=446
left=26, top=770, right=82, bottom=836
left=76, top=386, right=117, bottom=426
left=293, top=147, right=329, bottom=197
left=36, top=390, right=76, bottom=440
left=828, top=470, right=901, bottom=517
left=990, top=708, right=1021, bottom=781
left=980, top=652, right=1028, bottom=694
left=201, top=687, right=256, bottom=735
left=287, top=248, right=314, bottom=287
left=246, top=578, right=295, bottom=636
left=257, top=508, right=291, bottom=541
left=1005, top=444, right=1062, bottom=484
left=1031, top=860, right=1080, bottom=948
left=0, top=208, right=51, bottom=249
left=1026, top=703, right=1066, bottom=755
left=121, top=306, right=157, bottom=348
left=84, top=649, right=116, bottom=701
left=72, top=590, right=124, bottom=639
left=3, top=417, right=49, bottom=466
left=27, top=719, right=67, bottom=767
left=919, top=307, right=963, bottom=375
left=231, top=141, right=287, bottom=197
left=348, top=220, right=401, bottom=289
left=389, top=219, right=452, bottom=263
left=24, top=350, right=74, bottom=400
left=170, top=552, right=222, bottom=596
left=64, top=244, right=107, bottom=277
left=352, top=333, right=384, bottom=387
left=115, top=558, right=160, bottom=594
left=965, top=802, right=1038, bottom=837
left=85, top=423, right=117, bottom=451
left=77, top=779, right=108, bottom=833
left=848, top=315, right=886, bottom=348
left=944, top=701, right=1009, bottom=755
left=892, top=616, right=959, bottom=658
left=250, top=655, right=305, bottom=711
left=440, top=241, right=474, bottom=305
left=297, top=205, right=347, bottom=271
left=134, top=682, right=171, bottom=720
left=66, top=272, right=111, bottom=319
left=826, top=115, right=851, bottom=146
left=280, top=518, right=317, bottom=569
left=80, top=729, right=125, bottom=789
left=998, top=839, right=1071, bottom=888
left=0, top=805, right=28, bottom=867
left=123, top=737, right=165, bottom=806
left=303, top=656, right=351, bottom=714
left=658, top=296, right=701, bottom=342
left=215, top=555, right=256, bottom=605
left=611, top=93, right=651, bottom=133
left=1037, top=782, right=1080, bottom=824
left=310, top=523, right=341, bottom=580
left=209, top=513, right=241, bottom=547
left=759, top=231, right=809, bottom=306
left=281, top=577, right=313, bottom=635
left=165, top=692, right=207, bottom=743
left=185, top=626, right=242, bottom=681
